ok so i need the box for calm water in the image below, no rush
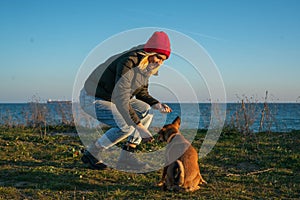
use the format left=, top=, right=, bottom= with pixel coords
left=151, top=103, right=300, bottom=132
left=0, top=103, right=299, bottom=132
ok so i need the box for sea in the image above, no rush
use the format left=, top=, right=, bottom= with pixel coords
left=0, top=102, right=300, bottom=133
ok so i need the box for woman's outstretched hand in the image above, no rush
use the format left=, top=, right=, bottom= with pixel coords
left=152, top=103, right=172, bottom=113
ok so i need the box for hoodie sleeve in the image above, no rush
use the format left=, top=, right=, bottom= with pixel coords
left=135, top=84, right=159, bottom=106
left=112, top=57, right=141, bottom=126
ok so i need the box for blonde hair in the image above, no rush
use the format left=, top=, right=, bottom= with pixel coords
left=138, top=53, right=161, bottom=76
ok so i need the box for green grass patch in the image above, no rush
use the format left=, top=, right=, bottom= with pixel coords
left=0, top=127, right=299, bottom=199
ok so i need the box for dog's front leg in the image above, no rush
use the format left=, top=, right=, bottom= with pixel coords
left=157, top=166, right=168, bottom=187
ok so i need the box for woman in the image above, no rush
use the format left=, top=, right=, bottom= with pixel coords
left=80, top=31, right=172, bottom=171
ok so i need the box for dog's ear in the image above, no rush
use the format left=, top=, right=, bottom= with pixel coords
left=172, top=116, right=181, bottom=128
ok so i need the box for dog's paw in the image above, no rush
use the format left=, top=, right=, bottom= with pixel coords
left=157, top=181, right=164, bottom=187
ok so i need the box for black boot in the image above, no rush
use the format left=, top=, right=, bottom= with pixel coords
left=116, top=144, right=150, bottom=171
left=81, top=142, right=107, bottom=170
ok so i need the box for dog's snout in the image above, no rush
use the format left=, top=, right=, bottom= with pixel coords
left=157, top=134, right=163, bottom=142
left=157, top=130, right=167, bottom=142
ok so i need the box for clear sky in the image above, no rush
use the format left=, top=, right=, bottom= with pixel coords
left=1, top=0, right=299, bottom=103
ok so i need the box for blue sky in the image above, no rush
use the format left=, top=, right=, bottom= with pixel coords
left=1, top=0, right=300, bottom=103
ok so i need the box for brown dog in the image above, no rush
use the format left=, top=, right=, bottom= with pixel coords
left=157, top=116, right=206, bottom=192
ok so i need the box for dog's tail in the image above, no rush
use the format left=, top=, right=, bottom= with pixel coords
left=173, top=160, right=185, bottom=187
left=199, top=173, right=207, bottom=185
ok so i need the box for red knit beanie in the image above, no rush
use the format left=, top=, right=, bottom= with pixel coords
left=144, top=31, right=171, bottom=59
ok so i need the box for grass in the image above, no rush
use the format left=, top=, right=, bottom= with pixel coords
left=0, top=126, right=299, bottom=199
